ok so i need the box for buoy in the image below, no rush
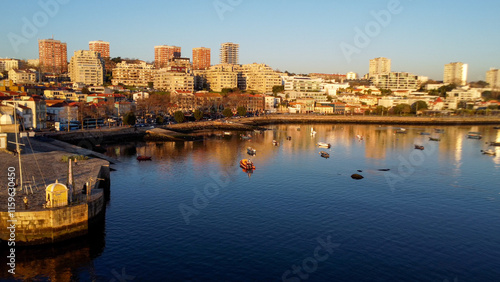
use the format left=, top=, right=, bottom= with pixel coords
left=351, top=174, right=364, bottom=180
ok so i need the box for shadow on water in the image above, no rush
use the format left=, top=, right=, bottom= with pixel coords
left=0, top=212, right=106, bottom=281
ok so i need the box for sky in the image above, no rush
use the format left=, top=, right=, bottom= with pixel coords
left=1, top=0, right=500, bottom=81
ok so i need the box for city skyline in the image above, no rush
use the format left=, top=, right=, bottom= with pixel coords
left=2, top=0, right=500, bottom=81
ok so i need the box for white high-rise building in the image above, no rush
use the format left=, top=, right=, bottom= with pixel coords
left=486, top=68, right=500, bottom=89
left=369, top=57, right=391, bottom=78
left=68, top=50, right=105, bottom=86
left=444, top=62, right=468, bottom=86
left=346, top=72, right=358, bottom=80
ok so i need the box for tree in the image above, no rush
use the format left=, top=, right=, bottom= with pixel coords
left=123, top=111, right=136, bottom=125
left=380, top=89, right=392, bottom=96
left=374, top=106, right=386, bottom=115
left=326, top=95, right=333, bottom=102
left=237, top=106, right=247, bottom=117
left=194, top=109, right=204, bottom=121
left=148, top=82, right=154, bottom=89
left=394, top=104, right=411, bottom=115
left=272, top=85, right=284, bottom=96
left=156, top=116, right=164, bottom=124
left=173, top=111, right=185, bottom=123
left=469, top=80, right=489, bottom=88
left=222, top=108, right=233, bottom=118
left=411, top=101, right=428, bottom=114
left=81, top=87, right=90, bottom=94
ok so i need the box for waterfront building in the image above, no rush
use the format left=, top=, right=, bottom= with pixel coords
left=194, top=92, right=223, bottom=111
left=241, top=63, right=282, bottom=93
left=370, top=72, right=420, bottom=90
left=68, top=50, right=105, bottom=86
left=111, top=61, right=155, bottom=87
left=486, top=68, right=500, bottom=89
left=89, top=40, right=110, bottom=58
left=155, top=45, right=181, bottom=69
left=43, top=89, right=86, bottom=102
left=193, top=47, right=211, bottom=70
left=45, top=100, right=79, bottom=123
left=154, top=69, right=194, bottom=92
left=171, top=90, right=195, bottom=112
left=205, top=64, right=239, bottom=92
left=321, top=82, right=350, bottom=95
left=2, top=96, right=47, bottom=129
left=220, top=42, right=239, bottom=65
left=369, top=57, right=391, bottom=78
left=39, top=38, right=68, bottom=73
left=444, top=62, right=468, bottom=85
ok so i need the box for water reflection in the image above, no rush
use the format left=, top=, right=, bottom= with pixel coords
left=0, top=215, right=106, bottom=281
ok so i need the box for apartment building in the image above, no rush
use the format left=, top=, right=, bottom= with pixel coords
left=205, top=64, right=240, bottom=92
left=370, top=72, right=420, bottom=90
left=369, top=57, right=391, bottom=78
left=444, top=62, right=468, bottom=85
left=89, top=40, right=110, bottom=58
left=155, top=45, right=181, bottom=68
left=220, top=42, right=239, bottom=65
left=68, top=50, right=105, bottom=86
left=154, top=69, right=194, bottom=92
left=0, top=59, right=19, bottom=72
left=283, top=76, right=323, bottom=92
left=111, top=61, right=155, bottom=87
left=193, top=47, right=211, bottom=70
left=241, top=63, right=282, bottom=93
left=8, top=69, right=37, bottom=84
left=39, top=38, right=68, bottom=73
left=486, top=68, right=500, bottom=89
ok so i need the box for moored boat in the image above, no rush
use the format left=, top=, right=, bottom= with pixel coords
left=137, top=155, right=152, bottom=161
left=435, top=128, right=445, bottom=133
left=272, top=140, right=279, bottom=146
left=317, top=142, right=331, bottom=148
left=319, top=151, right=330, bottom=158
left=223, top=131, right=232, bottom=136
left=395, top=128, right=407, bottom=134
left=247, top=147, right=256, bottom=155
left=481, top=149, right=496, bottom=156
left=419, top=132, right=430, bottom=135
left=239, top=159, right=256, bottom=170
left=414, top=145, right=424, bottom=150
left=429, top=137, right=441, bottom=141
left=241, top=134, right=252, bottom=140
left=467, top=132, right=482, bottom=139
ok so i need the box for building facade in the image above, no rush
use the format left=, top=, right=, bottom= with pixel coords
left=154, top=69, right=194, bottom=92
left=346, top=72, right=358, bottom=80
left=38, top=38, right=68, bottom=73
left=89, top=40, right=110, bottom=58
left=444, top=62, right=468, bottom=85
left=192, top=47, right=211, bottom=70
left=369, top=57, right=391, bottom=78
left=206, top=64, right=239, bottom=92
left=155, top=45, right=181, bottom=68
left=370, top=72, right=420, bottom=90
left=220, top=42, right=239, bottom=65
left=8, top=69, right=37, bottom=84
left=283, top=76, right=323, bottom=92
left=111, top=61, right=155, bottom=87
left=68, top=50, right=105, bottom=86
left=486, top=68, right=500, bottom=89
left=241, top=63, right=282, bottom=93
left=0, top=59, right=19, bottom=72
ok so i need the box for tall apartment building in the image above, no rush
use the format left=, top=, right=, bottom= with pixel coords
left=369, top=57, right=391, bottom=78
left=486, top=68, right=500, bottom=89
left=193, top=47, right=211, bottom=70
left=38, top=38, right=68, bottom=73
left=346, top=72, right=358, bottom=80
left=111, top=61, right=155, bottom=87
left=68, top=50, right=105, bottom=86
left=155, top=45, right=181, bottom=68
left=220, top=42, right=239, bottom=65
left=444, top=62, right=468, bottom=85
left=89, top=40, right=110, bottom=58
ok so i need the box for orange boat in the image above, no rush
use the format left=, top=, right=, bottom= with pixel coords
left=239, top=159, right=256, bottom=170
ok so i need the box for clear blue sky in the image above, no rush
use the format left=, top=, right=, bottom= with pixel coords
left=2, top=0, right=499, bottom=81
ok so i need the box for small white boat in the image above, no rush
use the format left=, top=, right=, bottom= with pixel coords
left=356, top=135, right=363, bottom=141
left=310, top=127, right=316, bottom=136
left=481, top=149, right=496, bottom=156
left=223, top=131, right=231, bottom=136
left=317, top=142, right=331, bottom=148
left=272, top=140, right=279, bottom=146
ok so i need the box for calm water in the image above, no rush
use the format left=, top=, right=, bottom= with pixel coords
left=3, top=124, right=500, bottom=281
